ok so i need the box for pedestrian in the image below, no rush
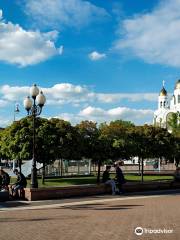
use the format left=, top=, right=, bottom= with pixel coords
left=115, top=161, right=126, bottom=194
left=10, top=169, right=27, bottom=198
left=0, top=168, right=10, bottom=190
left=102, top=165, right=117, bottom=195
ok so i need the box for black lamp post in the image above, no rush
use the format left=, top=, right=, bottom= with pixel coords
left=14, top=103, right=20, bottom=122
left=23, top=84, right=46, bottom=188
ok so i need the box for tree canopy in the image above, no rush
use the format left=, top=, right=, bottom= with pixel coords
left=0, top=117, right=179, bottom=167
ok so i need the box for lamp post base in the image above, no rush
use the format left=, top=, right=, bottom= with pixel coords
left=31, top=167, right=38, bottom=188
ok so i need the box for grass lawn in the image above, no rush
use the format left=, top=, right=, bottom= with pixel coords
left=125, top=174, right=173, bottom=182
left=10, top=174, right=173, bottom=188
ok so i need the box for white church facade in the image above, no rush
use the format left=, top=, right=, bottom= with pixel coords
left=154, top=80, right=180, bottom=128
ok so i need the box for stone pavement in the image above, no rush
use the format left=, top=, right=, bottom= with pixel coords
left=0, top=190, right=180, bottom=240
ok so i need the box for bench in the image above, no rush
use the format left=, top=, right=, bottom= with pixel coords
left=25, top=184, right=111, bottom=201
left=24, top=180, right=180, bottom=201
left=8, top=185, right=26, bottom=200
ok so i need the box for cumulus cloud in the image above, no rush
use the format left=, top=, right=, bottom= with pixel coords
left=52, top=113, right=83, bottom=124
left=0, top=99, right=8, bottom=107
left=56, top=106, right=154, bottom=125
left=43, top=83, right=91, bottom=104
left=0, top=9, right=2, bottom=19
left=88, top=51, right=106, bottom=61
left=0, top=83, right=158, bottom=105
left=115, top=0, right=180, bottom=67
left=80, top=106, right=153, bottom=122
left=96, top=93, right=157, bottom=103
left=22, top=0, right=108, bottom=29
left=0, top=116, right=11, bottom=127
left=0, top=9, right=61, bottom=67
left=0, top=83, right=156, bottom=126
left=59, top=45, right=64, bottom=55
left=0, top=85, right=29, bottom=101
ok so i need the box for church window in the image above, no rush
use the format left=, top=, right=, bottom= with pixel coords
left=163, top=101, right=166, bottom=107
left=160, top=101, right=162, bottom=107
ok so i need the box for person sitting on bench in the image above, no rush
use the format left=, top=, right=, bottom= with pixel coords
left=102, top=165, right=117, bottom=195
left=0, top=168, right=10, bottom=190
left=114, top=161, right=126, bottom=194
left=10, top=169, right=27, bottom=198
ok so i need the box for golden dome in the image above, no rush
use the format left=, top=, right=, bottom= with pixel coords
left=175, top=79, right=180, bottom=89
left=159, top=87, right=167, bottom=96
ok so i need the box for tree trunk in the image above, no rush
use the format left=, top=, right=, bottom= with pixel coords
left=175, top=158, right=179, bottom=168
left=77, top=161, right=80, bottom=175
left=138, top=157, right=141, bottom=175
left=141, top=158, right=144, bottom=182
left=42, top=162, right=45, bottom=185
left=97, top=159, right=101, bottom=184
left=61, top=158, right=63, bottom=177
left=18, top=159, right=22, bottom=173
left=58, top=159, right=60, bottom=176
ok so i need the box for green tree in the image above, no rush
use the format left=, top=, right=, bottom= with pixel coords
left=76, top=121, right=105, bottom=182
left=0, top=117, right=58, bottom=179
left=167, top=112, right=180, bottom=134
left=99, top=120, right=135, bottom=160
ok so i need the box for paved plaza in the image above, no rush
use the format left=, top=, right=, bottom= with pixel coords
left=0, top=190, right=180, bottom=240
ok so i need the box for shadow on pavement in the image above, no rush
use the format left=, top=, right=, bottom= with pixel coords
left=0, top=201, right=30, bottom=209
left=60, top=203, right=143, bottom=211
left=0, top=215, right=87, bottom=223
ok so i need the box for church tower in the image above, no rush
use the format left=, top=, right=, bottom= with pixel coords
left=153, top=79, right=180, bottom=129
left=170, top=79, right=180, bottom=111
left=154, top=81, right=169, bottom=128
left=158, top=82, right=169, bottom=109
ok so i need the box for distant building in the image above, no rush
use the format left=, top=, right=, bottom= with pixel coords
left=154, top=80, right=180, bottom=128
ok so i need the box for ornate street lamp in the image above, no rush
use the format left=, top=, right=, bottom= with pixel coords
left=23, top=84, right=46, bottom=188
left=14, top=103, right=20, bottom=121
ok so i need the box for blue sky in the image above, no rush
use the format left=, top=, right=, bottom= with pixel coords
left=0, top=0, right=180, bottom=126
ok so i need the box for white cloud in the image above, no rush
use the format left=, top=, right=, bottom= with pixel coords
left=0, top=9, right=2, bottom=19
left=0, top=83, right=158, bottom=105
left=52, top=113, right=83, bottom=124
left=43, top=83, right=90, bottom=104
left=59, top=45, right=64, bottom=55
left=23, top=0, right=108, bottom=29
left=0, top=10, right=61, bottom=67
left=0, top=116, right=11, bottom=127
left=0, top=83, right=156, bottom=126
left=80, top=106, right=153, bottom=121
left=0, top=83, right=158, bottom=108
left=115, top=0, right=180, bottom=67
left=96, top=93, right=157, bottom=103
left=80, top=106, right=105, bottom=117
left=0, top=99, right=8, bottom=107
left=0, top=85, right=29, bottom=101
left=88, top=51, right=106, bottom=61
left=57, top=106, right=154, bottom=125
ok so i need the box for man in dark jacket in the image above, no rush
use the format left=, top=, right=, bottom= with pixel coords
left=102, top=165, right=117, bottom=195
left=0, top=168, right=10, bottom=190
left=11, top=169, right=27, bottom=197
left=115, top=161, right=126, bottom=194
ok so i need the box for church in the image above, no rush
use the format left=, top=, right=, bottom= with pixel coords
left=154, top=80, right=180, bottom=128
